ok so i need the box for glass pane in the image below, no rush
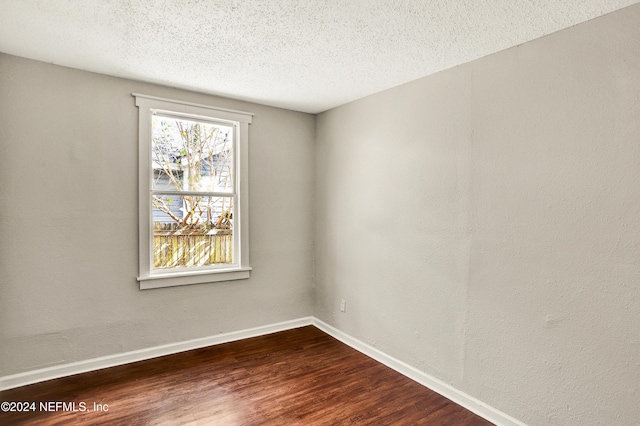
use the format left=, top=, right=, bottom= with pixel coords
left=152, top=115, right=234, bottom=193
left=152, top=195, right=234, bottom=269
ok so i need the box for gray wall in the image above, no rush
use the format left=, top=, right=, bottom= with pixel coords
left=0, top=54, right=315, bottom=374
left=315, top=5, right=640, bottom=426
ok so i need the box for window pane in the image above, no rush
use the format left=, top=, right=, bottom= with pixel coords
left=152, top=116, right=234, bottom=193
left=152, top=195, right=234, bottom=269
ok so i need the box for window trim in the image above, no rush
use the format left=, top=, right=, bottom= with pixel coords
left=133, top=93, right=252, bottom=289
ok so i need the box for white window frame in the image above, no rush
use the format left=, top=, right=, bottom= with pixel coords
left=134, top=93, right=252, bottom=289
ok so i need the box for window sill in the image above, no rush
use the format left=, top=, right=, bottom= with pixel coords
left=138, top=267, right=252, bottom=290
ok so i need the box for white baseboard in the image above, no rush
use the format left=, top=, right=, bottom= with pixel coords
left=311, top=318, right=526, bottom=426
left=0, top=317, right=314, bottom=391
left=0, top=316, right=523, bottom=426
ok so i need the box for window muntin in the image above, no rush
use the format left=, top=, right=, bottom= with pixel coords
left=135, top=94, right=252, bottom=289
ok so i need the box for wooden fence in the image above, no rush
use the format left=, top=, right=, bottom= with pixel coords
left=153, top=223, right=232, bottom=268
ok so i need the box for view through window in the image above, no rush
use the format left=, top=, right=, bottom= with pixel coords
left=151, top=115, right=235, bottom=269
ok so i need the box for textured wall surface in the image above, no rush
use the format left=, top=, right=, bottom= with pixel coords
left=315, top=4, right=640, bottom=425
left=0, top=54, right=315, bottom=376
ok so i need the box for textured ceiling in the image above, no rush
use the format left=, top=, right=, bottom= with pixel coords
left=0, top=0, right=637, bottom=113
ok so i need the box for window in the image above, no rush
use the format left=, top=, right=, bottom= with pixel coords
left=134, top=94, right=252, bottom=289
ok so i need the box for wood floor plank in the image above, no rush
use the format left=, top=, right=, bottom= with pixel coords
left=0, top=326, right=493, bottom=425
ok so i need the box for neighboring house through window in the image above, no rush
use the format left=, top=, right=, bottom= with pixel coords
left=134, top=94, right=252, bottom=289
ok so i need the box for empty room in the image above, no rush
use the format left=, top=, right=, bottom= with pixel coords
left=1, top=1, right=639, bottom=425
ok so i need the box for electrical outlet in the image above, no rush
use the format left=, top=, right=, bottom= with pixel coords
left=340, top=299, right=346, bottom=312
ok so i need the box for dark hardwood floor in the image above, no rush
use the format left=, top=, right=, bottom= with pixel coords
left=0, top=326, right=493, bottom=425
